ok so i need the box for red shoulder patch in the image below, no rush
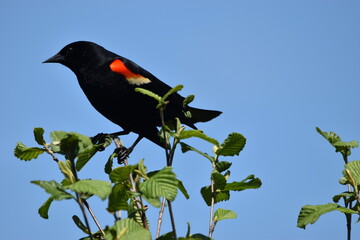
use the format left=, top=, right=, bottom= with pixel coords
left=110, top=59, right=151, bottom=85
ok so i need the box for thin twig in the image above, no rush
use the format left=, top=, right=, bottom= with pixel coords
left=342, top=151, right=352, bottom=240
left=44, top=144, right=59, bottom=162
left=84, top=200, right=106, bottom=236
left=113, top=137, right=149, bottom=229
left=208, top=179, right=215, bottom=238
left=76, top=193, right=94, bottom=240
left=156, top=197, right=167, bottom=238
left=167, top=200, right=177, bottom=239
left=158, top=106, right=177, bottom=239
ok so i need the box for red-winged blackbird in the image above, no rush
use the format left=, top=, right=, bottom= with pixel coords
left=44, top=41, right=221, bottom=150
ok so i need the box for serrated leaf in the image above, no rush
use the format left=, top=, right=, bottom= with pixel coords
left=216, top=132, right=246, bottom=156
left=135, top=88, right=162, bottom=101
left=72, top=215, right=90, bottom=234
left=215, top=161, right=232, bottom=173
left=76, top=147, right=98, bottom=171
left=200, top=186, right=230, bottom=206
left=34, top=127, right=45, bottom=145
left=67, top=180, right=111, bottom=200
left=316, top=127, right=357, bottom=156
left=178, top=130, right=219, bottom=146
left=297, top=203, right=340, bottom=229
left=180, top=142, right=214, bottom=162
left=212, top=172, right=227, bottom=190
left=14, top=142, right=45, bottom=161
left=140, top=167, right=178, bottom=201
left=224, top=175, right=262, bottom=191
left=110, top=218, right=151, bottom=240
left=214, top=208, right=237, bottom=222
left=31, top=180, right=73, bottom=200
left=107, top=183, right=130, bottom=212
left=38, top=197, right=54, bottom=219
left=110, top=165, right=137, bottom=183
left=50, top=131, right=93, bottom=160
left=143, top=196, right=161, bottom=208
left=61, top=133, right=92, bottom=160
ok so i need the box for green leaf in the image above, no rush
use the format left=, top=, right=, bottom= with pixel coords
left=140, top=167, right=178, bottom=201
left=107, top=183, right=130, bottom=212
left=178, top=130, right=219, bottom=146
left=110, top=165, right=137, bottom=183
left=297, top=203, right=341, bottom=229
left=215, top=161, right=232, bottom=173
left=344, top=160, right=360, bottom=189
left=187, top=234, right=213, bottom=240
left=333, top=192, right=355, bottom=203
left=180, top=142, right=215, bottom=162
left=76, top=147, right=98, bottom=171
left=38, top=197, right=54, bottom=219
left=72, top=215, right=90, bottom=234
left=67, top=180, right=111, bottom=200
left=61, top=133, right=92, bottom=160
left=105, top=152, right=117, bottom=174
left=162, top=84, right=183, bottom=101
left=337, top=207, right=358, bottom=214
left=200, top=186, right=230, bottom=206
left=34, top=127, right=45, bottom=145
left=135, top=88, right=162, bottom=102
left=214, top=208, right=237, bottom=222
left=58, top=160, right=76, bottom=184
left=216, top=132, right=246, bottom=156
left=14, top=142, right=45, bottom=161
left=157, top=232, right=176, bottom=240
left=183, top=94, right=195, bottom=106
left=212, top=172, right=227, bottom=190
left=31, top=180, right=73, bottom=200
left=316, top=127, right=358, bottom=156
left=50, top=131, right=93, bottom=160
left=223, top=175, right=262, bottom=191
left=109, top=218, right=151, bottom=240
left=178, top=180, right=190, bottom=199
left=143, top=196, right=161, bottom=208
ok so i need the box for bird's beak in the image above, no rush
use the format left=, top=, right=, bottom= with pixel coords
left=43, top=53, right=64, bottom=63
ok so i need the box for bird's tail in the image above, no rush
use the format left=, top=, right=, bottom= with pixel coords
left=188, top=107, right=222, bottom=123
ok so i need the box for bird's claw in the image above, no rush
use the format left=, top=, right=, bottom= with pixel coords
left=115, top=145, right=131, bottom=164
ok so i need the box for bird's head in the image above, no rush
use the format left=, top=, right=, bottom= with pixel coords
left=43, top=41, right=111, bottom=73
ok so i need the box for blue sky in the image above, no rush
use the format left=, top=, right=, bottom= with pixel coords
left=2, top=1, right=360, bottom=239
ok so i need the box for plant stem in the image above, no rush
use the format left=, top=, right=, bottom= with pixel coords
left=167, top=200, right=177, bottom=239
left=342, top=151, right=351, bottom=240
left=113, top=137, right=149, bottom=229
left=156, top=198, right=167, bottom=238
left=158, top=106, right=177, bottom=239
left=209, top=179, right=215, bottom=238
left=83, top=200, right=105, bottom=236
left=76, top=193, right=94, bottom=240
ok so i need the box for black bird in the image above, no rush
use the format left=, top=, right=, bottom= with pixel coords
left=44, top=41, right=221, bottom=151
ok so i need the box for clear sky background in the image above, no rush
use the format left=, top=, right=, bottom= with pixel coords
left=2, top=1, right=360, bottom=239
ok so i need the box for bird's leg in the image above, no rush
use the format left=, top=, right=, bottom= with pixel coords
left=116, top=135, right=143, bottom=164
left=109, top=130, right=131, bottom=138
